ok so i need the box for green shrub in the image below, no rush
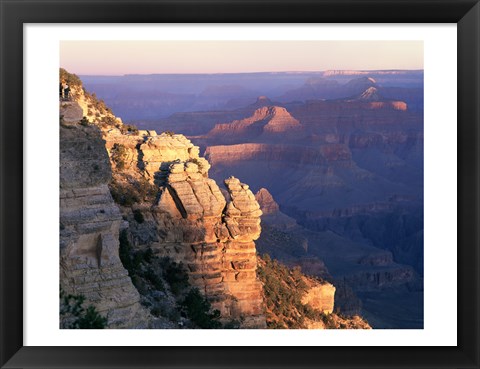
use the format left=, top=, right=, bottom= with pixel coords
left=77, top=306, right=109, bottom=329
left=181, top=288, right=222, bottom=329
left=59, top=68, right=82, bottom=89
left=60, top=290, right=107, bottom=329
left=144, top=267, right=165, bottom=291
left=187, top=158, right=205, bottom=171
left=119, top=230, right=164, bottom=293
left=110, top=143, right=127, bottom=170
left=109, top=180, right=138, bottom=206
left=101, top=115, right=117, bottom=127
left=131, top=275, right=148, bottom=295
left=80, top=116, right=89, bottom=126
left=160, top=258, right=190, bottom=296
left=120, top=124, right=139, bottom=135
left=258, top=254, right=315, bottom=329
left=109, top=175, right=158, bottom=207
left=119, top=229, right=137, bottom=274
left=143, top=248, right=154, bottom=263
left=133, top=209, right=145, bottom=224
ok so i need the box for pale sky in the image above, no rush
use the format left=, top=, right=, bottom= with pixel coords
left=60, top=41, right=423, bottom=75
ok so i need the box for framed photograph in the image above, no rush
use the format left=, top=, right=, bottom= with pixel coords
left=1, top=0, right=479, bottom=368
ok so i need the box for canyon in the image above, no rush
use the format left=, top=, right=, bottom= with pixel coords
left=59, top=69, right=368, bottom=329
left=62, top=69, right=424, bottom=329
left=197, top=91, right=424, bottom=328
left=81, top=70, right=423, bottom=126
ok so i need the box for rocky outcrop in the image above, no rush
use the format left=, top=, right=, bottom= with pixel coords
left=60, top=123, right=149, bottom=328
left=255, top=188, right=279, bottom=214
left=140, top=134, right=210, bottom=182
left=301, top=279, right=335, bottom=314
left=60, top=101, right=84, bottom=123
left=97, top=126, right=266, bottom=327
left=255, top=188, right=298, bottom=229
left=258, top=255, right=370, bottom=329
left=147, top=163, right=266, bottom=327
left=60, top=69, right=268, bottom=328
left=208, top=106, right=302, bottom=142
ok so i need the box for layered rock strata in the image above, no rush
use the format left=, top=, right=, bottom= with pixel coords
left=61, top=84, right=268, bottom=327
left=255, top=188, right=298, bottom=229
left=208, top=106, right=303, bottom=143
left=60, top=118, right=149, bottom=328
left=149, top=168, right=266, bottom=328
left=300, top=280, right=335, bottom=314
left=97, top=127, right=267, bottom=327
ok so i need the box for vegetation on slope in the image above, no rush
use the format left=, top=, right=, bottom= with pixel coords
left=60, top=290, right=108, bottom=329
left=258, top=254, right=370, bottom=329
left=60, top=67, right=140, bottom=132
left=118, top=229, right=228, bottom=329
left=60, top=68, right=82, bottom=89
left=258, top=254, right=331, bottom=328
left=109, top=173, right=158, bottom=206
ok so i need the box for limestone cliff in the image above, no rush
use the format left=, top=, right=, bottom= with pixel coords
left=149, top=171, right=266, bottom=328
left=300, top=278, right=335, bottom=314
left=62, top=77, right=267, bottom=326
left=59, top=113, right=149, bottom=328
left=104, top=130, right=266, bottom=327
left=60, top=66, right=269, bottom=327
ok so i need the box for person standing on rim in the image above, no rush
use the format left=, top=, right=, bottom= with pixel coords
left=61, top=80, right=67, bottom=100
left=64, top=82, right=70, bottom=100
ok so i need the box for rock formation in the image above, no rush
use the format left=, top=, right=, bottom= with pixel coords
left=208, top=106, right=303, bottom=143
left=67, top=95, right=267, bottom=326
left=129, top=136, right=267, bottom=327
left=59, top=101, right=84, bottom=123
left=255, top=188, right=298, bottom=229
left=300, top=279, right=336, bottom=314
left=60, top=106, right=149, bottom=328
left=59, top=69, right=270, bottom=328
left=257, top=255, right=370, bottom=329
left=255, top=188, right=280, bottom=215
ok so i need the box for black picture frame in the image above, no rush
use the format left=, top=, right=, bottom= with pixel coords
left=1, top=0, right=479, bottom=368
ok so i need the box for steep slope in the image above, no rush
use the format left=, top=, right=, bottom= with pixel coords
left=253, top=189, right=422, bottom=327
left=60, top=110, right=149, bottom=328
left=100, top=129, right=267, bottom=327
left=61, top=69, right=267, bottom=328
left=257, top=255, right=370, bottom=329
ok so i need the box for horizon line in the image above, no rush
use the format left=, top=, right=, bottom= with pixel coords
left=75, top=69, right=425, bottom=77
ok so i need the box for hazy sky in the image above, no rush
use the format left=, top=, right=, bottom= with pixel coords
left=60, top=41, right=423, bottom=75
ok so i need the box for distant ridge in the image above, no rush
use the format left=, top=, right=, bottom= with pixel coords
left=323, top=69, right=423, bottom=76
